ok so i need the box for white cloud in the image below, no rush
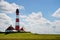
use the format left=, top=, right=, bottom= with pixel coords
left=20, top=15, right=27, bottom=19
left=0, top=0, right=24, bottom=13
left=20, top=11, right=60, bottom=34
left=0, top=13, right=12, bottom=32
left=20, top=12, right=54, bottom=34
left=21, top=12, right=49, bottom=24
left=52, top=20, right=60, bottom=33
left=52, top=8, right=60, bottom=18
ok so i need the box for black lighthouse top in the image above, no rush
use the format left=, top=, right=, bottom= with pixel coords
left=16, top=9, right=19, bottom=13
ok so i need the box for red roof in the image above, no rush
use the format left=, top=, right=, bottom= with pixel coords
left=6, top=25, right=14, bottom=30
left=20, top=27, right=24, bottom=31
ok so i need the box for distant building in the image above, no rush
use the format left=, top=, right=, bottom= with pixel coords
left=20, top=27, right=25, bottom=32
left=5, top=25, right=15, bottom=32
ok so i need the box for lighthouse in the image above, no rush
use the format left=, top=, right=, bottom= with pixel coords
left=15, top=9, right=20, bottom=32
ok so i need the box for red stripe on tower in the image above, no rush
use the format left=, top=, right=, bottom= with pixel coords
left=16, top=18, right=19, bottom=22
left=15, top=25, right=19, bottom=30
left=15, top=9, right=20, bottom=31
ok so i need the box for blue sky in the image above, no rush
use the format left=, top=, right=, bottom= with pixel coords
left=5, top=0, right=60, bottom=21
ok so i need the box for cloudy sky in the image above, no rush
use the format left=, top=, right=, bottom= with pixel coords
left=0, top=0, right=60, bottom=34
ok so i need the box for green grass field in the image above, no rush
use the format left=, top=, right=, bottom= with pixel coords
left=0, top=32, right=60, bottom=40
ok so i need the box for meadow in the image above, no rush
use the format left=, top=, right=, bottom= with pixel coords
left=0, top=32, right=60, bottom=40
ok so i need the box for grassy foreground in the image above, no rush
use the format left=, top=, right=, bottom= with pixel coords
left=0, top=32, right=60, bottom=40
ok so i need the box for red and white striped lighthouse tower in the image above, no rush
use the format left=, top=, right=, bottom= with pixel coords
left=15, top=9, right=20, bottom=32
